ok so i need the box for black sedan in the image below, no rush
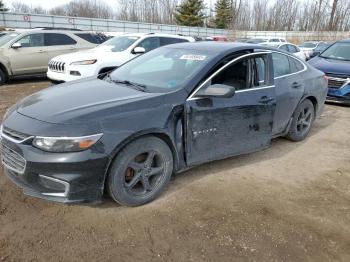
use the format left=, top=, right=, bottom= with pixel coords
left=0, top=42, right=328, bottom=206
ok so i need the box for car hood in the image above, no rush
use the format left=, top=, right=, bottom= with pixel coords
left=308, top=56, right=350, bottom=75
left=52, top=48, right=131, bottom=65
left=16, top=78, right=162, bottom=124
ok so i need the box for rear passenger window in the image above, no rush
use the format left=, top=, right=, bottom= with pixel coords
left=272, top=53, right=291, bottom=77
left=160, top=37, right=188, bottom=46
left=45, top=33, right=77, bottom=46
left=288, top=45, right=297, bottom=53
left=279, top=45, right=288, bottom=51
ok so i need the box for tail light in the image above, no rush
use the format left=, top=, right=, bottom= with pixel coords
left=323, top=75, right=328, bottom=85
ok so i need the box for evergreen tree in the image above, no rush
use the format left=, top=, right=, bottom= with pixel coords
left=174, top=0, right=206, bottom=27
left=213, top=0, right=233, bottom=29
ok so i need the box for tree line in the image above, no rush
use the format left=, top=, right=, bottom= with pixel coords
left=7, top=0, right=350, bottom=32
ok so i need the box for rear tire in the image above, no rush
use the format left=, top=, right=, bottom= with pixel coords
left=107, top=136, right=173, bottom=206
left=286, top=99, right=315, bottom=142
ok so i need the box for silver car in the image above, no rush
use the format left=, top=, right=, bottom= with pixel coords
left=0, top=29, right=104, bottom=84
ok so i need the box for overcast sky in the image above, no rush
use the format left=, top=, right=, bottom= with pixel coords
left=3, top=0, right=218, bottom=10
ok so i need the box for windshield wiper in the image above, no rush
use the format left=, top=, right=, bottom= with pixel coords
left=110, top=78, right=147, bottom=92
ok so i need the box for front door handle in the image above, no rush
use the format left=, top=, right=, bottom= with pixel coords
left=259, top=96, right=274, bottom=104
left=37, top=50, right=45, bottom=53
left=291, top=82, right=302, bottom=89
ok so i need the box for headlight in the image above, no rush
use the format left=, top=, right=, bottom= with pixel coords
left=32, top=134, right=103, bottom=152
left=70, top=59, right=97, bottom=65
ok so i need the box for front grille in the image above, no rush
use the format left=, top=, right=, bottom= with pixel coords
left=0, top=142, right=26, bottom=174
left=326, top=74, right=350, bottom=89
left=2, top=127, right=30, bottom=141
left=48, top=60, right=66, bottom=73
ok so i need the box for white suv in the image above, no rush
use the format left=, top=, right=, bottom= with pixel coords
left=47, top=33, right=195, bottom=82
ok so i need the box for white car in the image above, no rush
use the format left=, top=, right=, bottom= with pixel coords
left=298, top=41, right=326, bottom=60
left=246, top=37, right=286, bottom=45
left=47, top=33, right=195, bottom=82
left=275, top=43, right=307, bottom=61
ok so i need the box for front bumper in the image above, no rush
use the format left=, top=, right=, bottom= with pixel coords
left=326, top=95, right=350, bottom=106
left=327, top=86, right=350, bottom=106
left=47, top=64, right=97, bottom=82
left=0, top=136, right=110, bottom=203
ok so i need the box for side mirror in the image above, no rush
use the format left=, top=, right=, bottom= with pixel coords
left=11, top=42, right=22, bottom=49
left=132, top=47, right=146, bottom=54
left=312, top=51, right=320, bottom=57
left=196, top=84, right=235, bottom=98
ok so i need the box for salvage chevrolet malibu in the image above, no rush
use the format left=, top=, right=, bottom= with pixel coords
left=0, top=42, right=327, bottom=206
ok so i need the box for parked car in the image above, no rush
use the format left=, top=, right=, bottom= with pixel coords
left=298, top=41, right=326, bottom=60
left=269, top=43, right=306, bottom=61
left=246, top=37, right=286, bottom=45
left=309, top=42, right=331, bottom=59
left=0, top=30, right=103, bottom=84
left=0, top=42, right=327, bottom=206
left=47, top=33, right=195, bottom=83
left=308, top=39, right=350, bottom=105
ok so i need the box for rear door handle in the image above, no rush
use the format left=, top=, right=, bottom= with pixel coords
left=37, top=50, right=45, bottom=53
left=291, top=82, right=302, bottom=88
left=259, top=96, right=274, bottom=104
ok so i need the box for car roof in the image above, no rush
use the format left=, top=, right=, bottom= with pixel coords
left=338, top=38, right=350, bottom=43
left=122, top=32, right=193, bottom=39
left=166, top=41, right=276, bottom=54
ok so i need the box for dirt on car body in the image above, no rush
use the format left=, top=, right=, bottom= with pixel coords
left=0, top=80, right=350, bottom=262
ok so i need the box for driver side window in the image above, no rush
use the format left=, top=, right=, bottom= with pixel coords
left=15, top=33, right=44, bottom=47
left=208, top=55, right=268, bottom=91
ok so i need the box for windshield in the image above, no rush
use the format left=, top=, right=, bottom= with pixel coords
left=0, top=33, right=19, bottom=47
left=95, top=35, right=140, bottom=52
left=109, top=47, right=213, bottom=92
left=320, top=42, right=350, bottom=61
left=315, top=44, right=329, bottom=52
left=299, top=42, right=317, bottom=48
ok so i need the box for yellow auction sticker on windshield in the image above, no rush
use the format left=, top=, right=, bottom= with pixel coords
left=180, top=55, right=207, bottom=61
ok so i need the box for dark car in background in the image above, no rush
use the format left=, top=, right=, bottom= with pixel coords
left=309, top=39, right=350, bottom=105
left=0, top=42, right=327, bottom=206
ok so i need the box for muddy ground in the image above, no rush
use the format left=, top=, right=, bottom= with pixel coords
left=0, top=79, right=349, bottom=262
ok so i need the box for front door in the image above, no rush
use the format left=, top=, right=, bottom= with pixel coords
left=185, top=53, right=276, bottom=166
left=9, top=33, right=48, bottom=75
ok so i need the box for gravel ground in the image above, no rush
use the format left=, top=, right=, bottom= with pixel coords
left=0, top=79, right=349, bottom=262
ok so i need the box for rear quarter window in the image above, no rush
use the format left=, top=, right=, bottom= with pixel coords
left=75, top=33, right=107, bottom=44
left=272, top=52, right=291, bottom=77
left=160, top=37, right=189, bottom=46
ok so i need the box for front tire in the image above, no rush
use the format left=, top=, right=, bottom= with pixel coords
left=107, top=136, right=173, bottom=206
left=286, top=99, right=315, bottom=142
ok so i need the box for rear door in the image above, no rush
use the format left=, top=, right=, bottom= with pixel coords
left=271, top=52, right=306, bottom=134
left=185, top=52, right=276, bottom=166
left=44, top=33, right=78, bottom=61
left=9, top=33, right=48, bottom=75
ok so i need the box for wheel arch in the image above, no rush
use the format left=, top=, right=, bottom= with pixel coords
left=301, top=95, right=318, bottom=115
left=103, top=130, right=180, bottom=187
left=0, top=62, right=9, bottom=81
